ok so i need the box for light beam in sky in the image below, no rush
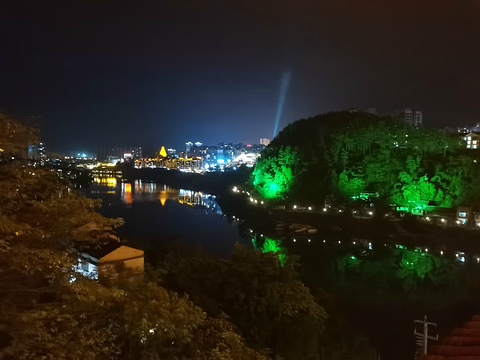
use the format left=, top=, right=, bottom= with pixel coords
left=273, top=71, right=292, bottom=138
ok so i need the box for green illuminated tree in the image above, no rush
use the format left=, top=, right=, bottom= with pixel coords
left=338, top=170, right=365, bottom=198
left=251, top=147, right=299, bottom=199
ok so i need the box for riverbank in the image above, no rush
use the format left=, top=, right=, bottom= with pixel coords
left=118, top=168, right=480, bottom=257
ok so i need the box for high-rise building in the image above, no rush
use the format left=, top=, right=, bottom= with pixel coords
left=185, top=142, right=193, bottom=157
left=28, top=142, right=46, bottom=165
left=260, top=138, right=270, bottom=146
left=131, top=146, right=142, bottom=159
left=414, top=111, right=423, bottom=126
left=167, top=148, right=177, bottom=158
left=390, top=109, right=423, bottom=127
left=404, top=109, right=413, bottom=126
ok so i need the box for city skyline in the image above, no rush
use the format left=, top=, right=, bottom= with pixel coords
left=2, top=0, right=480, bottom=154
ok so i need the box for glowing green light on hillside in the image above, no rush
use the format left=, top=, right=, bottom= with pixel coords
left=339, top=170, right=365, bottom=198
left=251, top=147, right=297, bottom=199
left=332, top=124, right=469, bottom=209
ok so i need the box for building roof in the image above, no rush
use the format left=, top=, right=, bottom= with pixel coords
left=420, top=316, right=480, bottom=360
left=99, top=245, right=144, bottom=263
left=82, top=242, right=144, bottom=263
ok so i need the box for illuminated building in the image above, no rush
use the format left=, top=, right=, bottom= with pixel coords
left=76, top=243, right=144, bottom=280
left=28, top=142, right=46, bottom=165
left=463, top=132, right=480, bottom=149
left=189, top=143, right=208, bottom=158
left=135, top=156, right=203, bottom=172
left=457, top=206, right=472, bottom=225
left=159, top=146, right=167, bottom=157
left=260, top=138, right=270, bottom=146
left=135, top=142, right=263, bottom=171
left=167, top=148, right=177, bottom=158
left=229, top=152, right=260, bottom=168
left=185, top=142, right=193, bottom=157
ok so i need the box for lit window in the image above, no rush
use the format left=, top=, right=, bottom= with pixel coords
left=459, top=212, right=467, bottom=217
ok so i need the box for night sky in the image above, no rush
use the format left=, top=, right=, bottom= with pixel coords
left=1, top=0, right=480, bottom=155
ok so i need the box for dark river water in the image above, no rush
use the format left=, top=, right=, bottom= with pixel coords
left=85, top=178, right=480, bottom=360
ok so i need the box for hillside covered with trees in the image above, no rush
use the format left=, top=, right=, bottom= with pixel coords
left=251, top=111, right=479, bottom=210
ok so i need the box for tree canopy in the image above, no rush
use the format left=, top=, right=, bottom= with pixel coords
left=250, top=111, right=476, bottom=208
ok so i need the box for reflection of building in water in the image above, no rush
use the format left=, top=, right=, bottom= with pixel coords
left=92, top=167, right=123, bottom=178
left=122, top=182, right=133, bottom=204
left=94, top=177, right=117, bottom=187
left=117, top=181, right=223, bottom=214
left=178, top=189, right=222, bottom=215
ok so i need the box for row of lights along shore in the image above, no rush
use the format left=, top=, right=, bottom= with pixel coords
left=233, top=187, right=476, bottom=226
left=236, top=187, right=479, bottom=262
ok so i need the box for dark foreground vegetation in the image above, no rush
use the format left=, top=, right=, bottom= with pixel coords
left=0, top=114, right=378, bottom=359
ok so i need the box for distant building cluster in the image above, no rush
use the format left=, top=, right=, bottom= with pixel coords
left=436, top=123, right=480, bottom=150
left=135, top=139, right=270, bottom=172
left=97, top=146, right=143, bottom=163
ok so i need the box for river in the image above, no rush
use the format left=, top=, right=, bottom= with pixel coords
left=85, top=178, right=480, bottom=360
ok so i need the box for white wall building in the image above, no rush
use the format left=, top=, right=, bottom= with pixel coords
left=260, top=138, right=270, bottom=146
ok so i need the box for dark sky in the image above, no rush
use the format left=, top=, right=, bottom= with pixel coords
left=1, top=0, right=480, bottom=155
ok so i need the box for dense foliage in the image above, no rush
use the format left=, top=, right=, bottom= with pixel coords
left=163, top=244, right=327, bottom=360
left=0, top=114, right=266, bottom=359
left=251, top=111, right=477, bottom=209
left=251, top=146, right=300, bottom=200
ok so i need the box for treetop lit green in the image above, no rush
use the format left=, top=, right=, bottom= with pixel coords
left=251, top=111, right=477, bottom=208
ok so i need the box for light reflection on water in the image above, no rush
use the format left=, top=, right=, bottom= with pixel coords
left=116, top=180, right=223, bottom=215
left=86, top=179, right=242, bottom=255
